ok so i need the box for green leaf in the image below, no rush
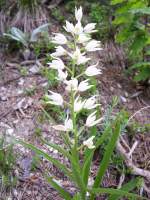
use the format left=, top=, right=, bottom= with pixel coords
left=90, top=116, right=122, bottom=200
left=111, top=0, right=126, bottom=5
left=108, top=178, right=141, bottom=200
left=115, top=28, right=133, bottom=43
left=82, top=150, right=94, bottom=186
left=94, top=121, right=121, bottom=187
left=134, top=67, right=150, bottom=81
left=4, top=27, right=28, bottom=47
left=81, top=126, right=96, bottom=186
left=46, top=176, right=72, bottom=200
left=40, top=138, right=71, bottom=159
left=130, top=8, right=150, bottom=15
left=129, top=33, right=148, bottom=56
left=18, top=140, right=73, bottom=180
left=131, top=62, right=150, bottom=69
left=30, top=23, right=49, bottom=42
left=89, top=187, right=148, bottom=200
left=70, top=158, right=86, bottom=197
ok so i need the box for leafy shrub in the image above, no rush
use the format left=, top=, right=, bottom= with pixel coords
left=89, top=1, right=115, bottom=40
left=112, top=0, right=150, bottom=81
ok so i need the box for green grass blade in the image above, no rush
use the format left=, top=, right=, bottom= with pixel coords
left=46, top=175, right=72, bottom=200
left=90, top=120, right=121, bottom=200
left=82, top=150, right=94, bottom=186
left=81, top=126, right=96, bottom=186
left=94, top=122, right=121, bottom=187
left=40, top=138, right=71, bottom=159
left=70, top=158, right=86, bottom=198
left=82, top=117, right=117, bottom=187
left=88, top=187, right=148, bottom=200
left=18, top=140, right=73, bottom=181
left=108, top=178, right=141, bottom=200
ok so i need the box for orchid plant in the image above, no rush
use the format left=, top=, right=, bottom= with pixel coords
left=20, top=7, right=147, bottom=200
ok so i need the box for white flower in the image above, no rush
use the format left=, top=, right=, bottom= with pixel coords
left=84, top=23, right=97, bottom=33
left=53, top=118, right=73, bottom=132
left=52, top=33, right=67, bottom=44
left=78, top=79, right=93, bottom=92
left=84, top=96, right=99, bottom=110
left=51, top=46, right=66, bottom=57
left=64, top=21, right=75, bottom=34
left=64, top=20, right=83, bottom=35
left=65, top=78, right=78, bottom=91
left=48, top=58, right=65, bottom=70
left=75, top=6, right=83, bottom=22
left=88, top=177, right=94, bottom=187
left=69, top=47, right=90, bottom=65
left=57, top=69, right=68, bottom=81
left=74, top=96, right=85, bottom=112
left=85, top=62, right=102, bottom=76
left=46, top=91, right=63, bottom=106
left=74, top=21, right=83, bottom=35
left=77, top=33, right=91, bottom=44
left=86, top=111, right=103, bottom=127
left=83, top=136, right=95, bottom=149
left=85, top=40, right=102, bottom=52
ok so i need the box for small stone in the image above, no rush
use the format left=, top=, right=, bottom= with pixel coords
left=6, top=128, right=14, bottom=135
left=18, top=78, right=24, bottom=85
left=128, top=104, right=133, bottom=109
left=117, top=84, right=122, bottom=89
left=29, top=65, right=40, bottom=74
left=41, top=82, right=48, bottom=87
left=124, top=91, right=129, bottom=97
left=120, top=96, right=127, bottom=103
left=0, top=96, right=7, bottom=101
left=110, top=87, right=114, bottom=92
left=17, top=90, right=24, bottom=94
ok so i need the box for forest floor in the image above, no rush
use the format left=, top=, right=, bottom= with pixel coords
left=0, top=32, right=150, bottom=200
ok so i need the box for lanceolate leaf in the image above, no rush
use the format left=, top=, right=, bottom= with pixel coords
left=93, top=121, right=121, bottom=187
left=108, top=178, right=141, bottom=200
left=18, top=140, right=73, bottom=181
left=111, top=0, right=126, bottom=5
left=40, top=138, right=71, bottom=159
left=46, top=176, right=72, bottom=200
left=130, top=8, right=150, bottom=15
left=81, top=126, right=97, bottom=186
left=30, top=23, right=49, bottom=42
left=90, top=117, right=122, bottom=200
left=4, top=27, right=28, bottom=47
left=89, top=187, right=148, bottom=200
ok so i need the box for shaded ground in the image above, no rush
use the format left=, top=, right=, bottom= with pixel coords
left=0, top=40, right=150, bottom=199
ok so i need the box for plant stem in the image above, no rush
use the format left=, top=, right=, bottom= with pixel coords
left=68, top=36, right=86, bottom=200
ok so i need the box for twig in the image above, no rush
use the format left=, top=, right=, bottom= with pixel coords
left=127, top=106, right=150, bottom=125
left=128, top=140, right=138, bottom=158
left=116, top=141, right=150, bottom=181
left=117, top=173, right=125, bottom=189
left=20, top=58, right=45, bottom=66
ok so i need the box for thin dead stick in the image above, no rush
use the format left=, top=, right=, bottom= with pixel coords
left=128, top=140, right=138, bottom=158
left=117, top=173, right=125, bottom=189
left=127, top=105, right=150, bottom=125
left=116, top=141, right=150, bottom=181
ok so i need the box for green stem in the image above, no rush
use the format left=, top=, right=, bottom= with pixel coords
left=68, top=37, right=86, bottom=200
